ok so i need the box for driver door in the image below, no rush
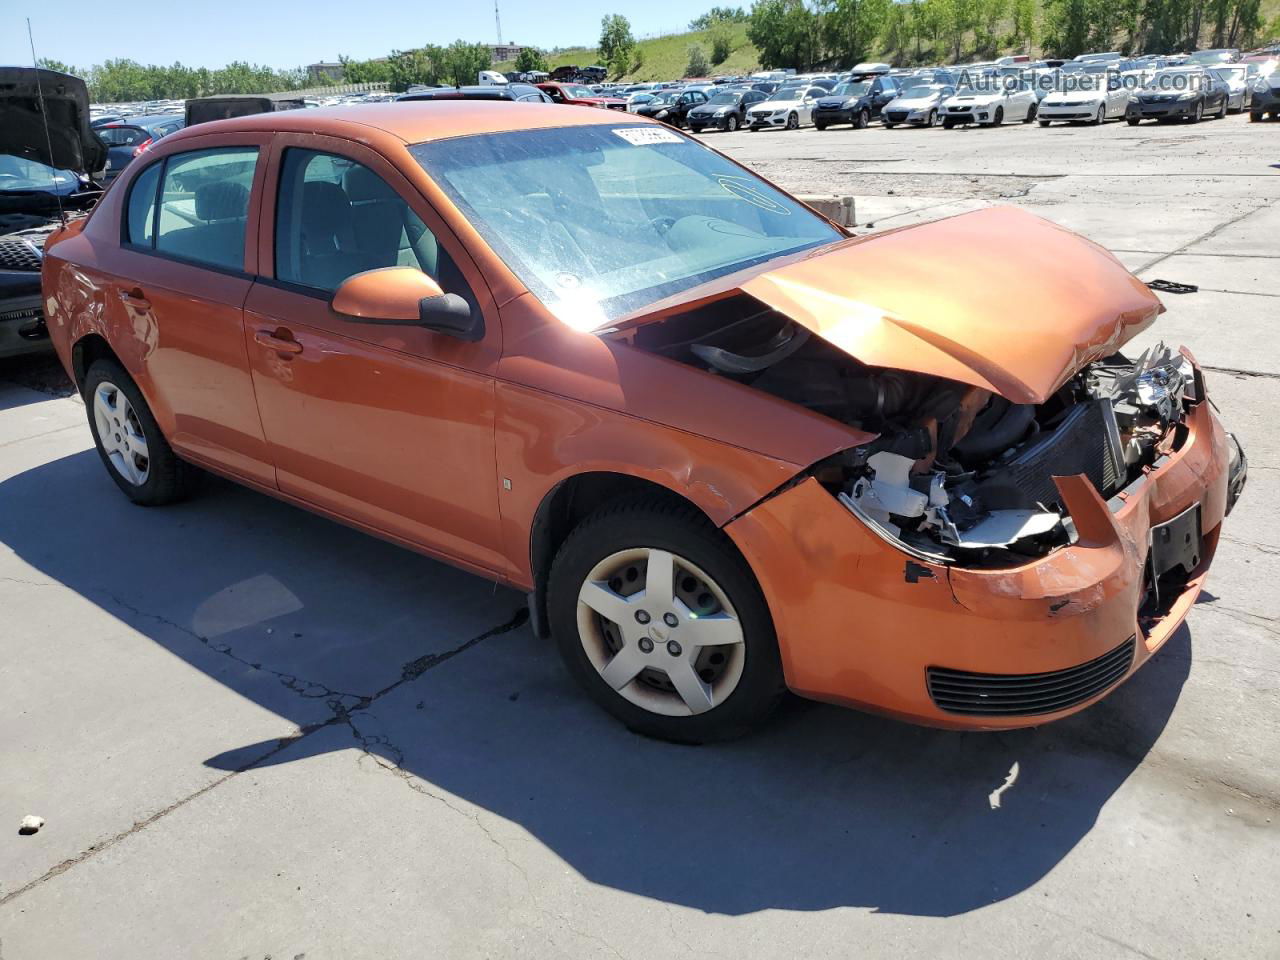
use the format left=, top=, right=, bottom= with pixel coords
left=243, top=134, right=508, bottom=577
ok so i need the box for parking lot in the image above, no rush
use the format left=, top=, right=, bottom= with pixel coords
left=1, top=112, right=1278, bottom=959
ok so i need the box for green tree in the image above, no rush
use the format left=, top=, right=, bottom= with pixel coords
left=599, top=14, right=637, bottom=78
left=440, top=40, right=492, bottom=87
left=824, top=0, right=894, bottom=67
left=748, top=0, right=820, bottom=70
left=1008, top=0, right=1037, bottom=48
left=687, top=43, right=712, bottom=76
left=690, top=6, right=749, bottom=28
left=709, top=22, right=736, bottom=62
left=514, top=47, right=549, bottom=72
left=1042, top=0, right=1092, bottom=55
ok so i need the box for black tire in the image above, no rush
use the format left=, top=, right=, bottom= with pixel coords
left=725, top=114, right=739, bottom=132
left=1250, top=110, right=1262, bottom=122
left=1024, top=101, right=1037, bottom=123
left=1127, top=117, right=1141, bottom=125
left=547, top=497, right=786, bottom=743
left=83, top=358, right=192, bottom=506
left=943, top=118, right=957, bottom=129
left=855, top=108, right=870, bottom=129
left=1189, top=101, right=1203, bottom=123
left=992, top=106, right=1004, bottom=125
left=814, top=122, right=827, bottom=131
left=690, top=125, right=704, bottom=133
left=1217, top=97, right=1228, bottom=119
left=786, top=112, right=799, bottom=130
left=1038, top=119, right=1051, bottom=127
left=883, top=122, right=896, bottom=129
left=1092, top=105, right=1105, bottom=125
left=928, top=109, right=938, bottom=126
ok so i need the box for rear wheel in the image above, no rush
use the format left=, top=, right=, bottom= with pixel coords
left=84, top=358, right=192, bottom=506
left=1093, top=104, right=1105, bottom=125
left=1189, top=101, right=1203, bottom=123
left=1250, top=110, right=1263, bottom=122
left=1217, top=97, right=1228, bottom=119
left=548, top=499, right=786, bottom=743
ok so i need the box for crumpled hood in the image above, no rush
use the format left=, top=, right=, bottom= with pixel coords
left=613, top=207, right=1163, bottom=405
left=0, top=68, right=105, bottom=174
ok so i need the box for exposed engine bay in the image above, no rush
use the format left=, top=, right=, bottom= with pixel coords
left=622, top=296, right=1196, bottom=566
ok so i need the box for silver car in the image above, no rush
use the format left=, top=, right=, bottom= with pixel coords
left=881, top=83, right=955, bottom=127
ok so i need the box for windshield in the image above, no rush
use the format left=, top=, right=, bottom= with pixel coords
left=648, top=91, right=677, bottom=104
left=900, top=85, right=937, bottom=98
left=98, top=125, right=150, bottom=147
left=708, top=92, right=740, bottom=105
left=0, top=157, right=81, bottom=192
left=834, top=81, right=872, bottom=97
left=768, top=85, right=804, bottom=100
left=562, top=85, right=597, bottom=99
left=1210, top=66, right=1245, bottom=81
left=411, top=125, right=840, bottom=329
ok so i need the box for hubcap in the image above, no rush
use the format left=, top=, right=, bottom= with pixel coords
left=576, top=548, right=746, bottom=717
left=93, top=381, right=150, bottom=486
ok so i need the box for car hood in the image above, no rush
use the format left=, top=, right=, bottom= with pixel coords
left=1043, top=89, right=1105, bottom=103
left=608, top=207, right=1163, bottom=405
left=947, top=91, right=1002, bottom=104
left=752, top=99, right=801, bottom=110
left=886, top=96, right=936, bottom=108
left=0, top=67, right=106, bottom=175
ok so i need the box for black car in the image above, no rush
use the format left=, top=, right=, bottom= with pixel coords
left=634, top=89, right=709, bottom=128
left=687, top=88, right=768, bottom=132
left=97, top=114, right=184, bottom=184
left=1250, top=69, right=1280, bottom=120
left=0, top=68, right=104, bottom=359
left=1126, top=69, right=1231, bottom=123
left=813, top=74, right=901, bottom=129
left=398, top=84, right=553, bottom=103
left=184, top=94, right=305, bottom=127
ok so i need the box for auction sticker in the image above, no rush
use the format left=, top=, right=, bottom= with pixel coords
left=612, top=127, right=683, bottom=146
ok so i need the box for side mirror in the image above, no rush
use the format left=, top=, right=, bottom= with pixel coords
left=331, top=266, right=482, bottom=341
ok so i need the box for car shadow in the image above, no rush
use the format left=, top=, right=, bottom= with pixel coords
left=0, top=449, right=1191, bottom=918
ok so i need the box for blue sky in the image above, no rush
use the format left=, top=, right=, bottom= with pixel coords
left=3, top=0, right=700, bottom=71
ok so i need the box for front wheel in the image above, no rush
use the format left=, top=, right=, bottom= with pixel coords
left=1190, top=101, right=1203, bottom=123
left=786, top=112, right=799, bottom=130
left=883, top=121, right=896, bottom=129
left=1038, top=119, right=1051, bottom=127
left=1217, top=97, right=1228, bottom=119
left=1093, top=105, right=1105, bottom=125
left=992, top=106, right=1004, bottom=125
left=725, top=114, right=739, bottom=132
left=943, top=118, right=957, bottom=128
left=84, top=358, right=192, bottom=506
left=548, top=499, right=786, bottom=743
left=855, top=108, right=870, bottom=129
left=689, top=125, right=704, bottom=134
left=1024, top=102, right=1037, bottom=123
left=814, top=121, right=827, bottom=131
left=1250, top=110, right=1263, bottom=122
left=1127, top=116, right=1141, bottom=125
left=928, top=109, right=939, bottom=126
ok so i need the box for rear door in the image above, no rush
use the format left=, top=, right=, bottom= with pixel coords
left=243, top=134, right=507, bottom=575
left=104, top=134, right=274, bottom=485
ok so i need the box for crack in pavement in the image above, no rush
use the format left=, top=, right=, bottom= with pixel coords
left=1200, top=364, right=1280, bottom=381
left=1134, top=206, right=1266, bottom=275
left=0, top=606, right=530, bottom=909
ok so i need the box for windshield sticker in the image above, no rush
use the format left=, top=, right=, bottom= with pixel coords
left=716, top=175, right=791, bottom=215
left=612, top=127, right=683, bottom=146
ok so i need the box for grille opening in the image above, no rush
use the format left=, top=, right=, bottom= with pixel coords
left=927, top=636, right=1136, bottom=716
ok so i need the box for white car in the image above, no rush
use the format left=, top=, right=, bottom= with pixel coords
left=746, top=85, right=824, bottom=130
left=941, top=80, right=1038, bottom=126
left=1209, top=65, right=1251, bottom=112
left=1038, top=70, right=1131, bottom=124
left=881, top=83, right=955, bottom=127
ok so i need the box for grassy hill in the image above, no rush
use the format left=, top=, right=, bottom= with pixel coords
left=496, top=23, right=760, bottom=81
left=499, top=7, right=1280, bottom=83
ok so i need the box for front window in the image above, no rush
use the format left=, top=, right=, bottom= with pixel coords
left=834, top=81, right=872, bottom=97
left=411, top=125, right=841, bottom=330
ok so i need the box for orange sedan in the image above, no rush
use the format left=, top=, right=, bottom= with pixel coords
left=39, top=100, right=1247, bottom=741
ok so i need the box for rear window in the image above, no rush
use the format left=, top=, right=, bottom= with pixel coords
left=99, top=126, right=149, bottom=147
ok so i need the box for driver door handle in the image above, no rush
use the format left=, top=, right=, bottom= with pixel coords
left=254, top=329, right=303, bottom=355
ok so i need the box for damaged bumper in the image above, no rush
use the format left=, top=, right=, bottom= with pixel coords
left=725, top=374, right=1240, bottom=729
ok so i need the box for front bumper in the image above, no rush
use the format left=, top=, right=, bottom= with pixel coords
left=812, top=107, right=854, bottom=124
left=943, top=106, right=995, bottom=124
left=1252, top=88, right=1280, bottom=113
left=882, top=108, right=932, bottom=124
left=725, top=364, right=1241, bottom=729
left=1127, top=98, right=1199, bottom=119
left=747, top=113, right=789, bottom=128
left=1039, top=101, right=1103, bottom=120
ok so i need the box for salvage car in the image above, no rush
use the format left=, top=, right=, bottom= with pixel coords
left=880, top=83, right=954, bottom=127
left=941, top=77, right=1038, bottom=126
left=687, top=88, right=767, bottom=132
left=1126, top=68, right=1230, bottom=123
left=812, top=75, right=901, bottom=129
left=98, top=114, right=184, bottom=184
left=1, top=67, right=104, bottom=359
left=39, top=102, right=1247, bottom=741
left=1250, top=64, right=1280, bottom=119
left=537, top=82, right=627, bottom=110
left=1037, top=67, right=1131, bottom=124
left=746, top=85, right=825, bottom=130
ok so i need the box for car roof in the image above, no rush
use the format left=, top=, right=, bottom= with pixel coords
left=156, top=101, right=642, bottom=148
left=108, top=114, right=181, bottom=128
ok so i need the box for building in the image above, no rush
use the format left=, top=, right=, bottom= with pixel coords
left=488, top=43, right=525, bottom=62
left=306, top=62, right=345, bottom=84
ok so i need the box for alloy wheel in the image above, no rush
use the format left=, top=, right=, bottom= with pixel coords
left=726, top=114, right=739, bottom=132
left=93, top=380, right=150, bottom=486
left=575, top=547, right=746, bottom=717
left=786, top=112, right=799, bottom=130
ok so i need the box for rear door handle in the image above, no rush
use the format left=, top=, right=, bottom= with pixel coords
left=118, top=287, right=151, bottom=310
left=254, top=329, right=304, bottom=355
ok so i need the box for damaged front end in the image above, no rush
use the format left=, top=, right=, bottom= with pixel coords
left=622, top=296, right=1209, bottom=568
